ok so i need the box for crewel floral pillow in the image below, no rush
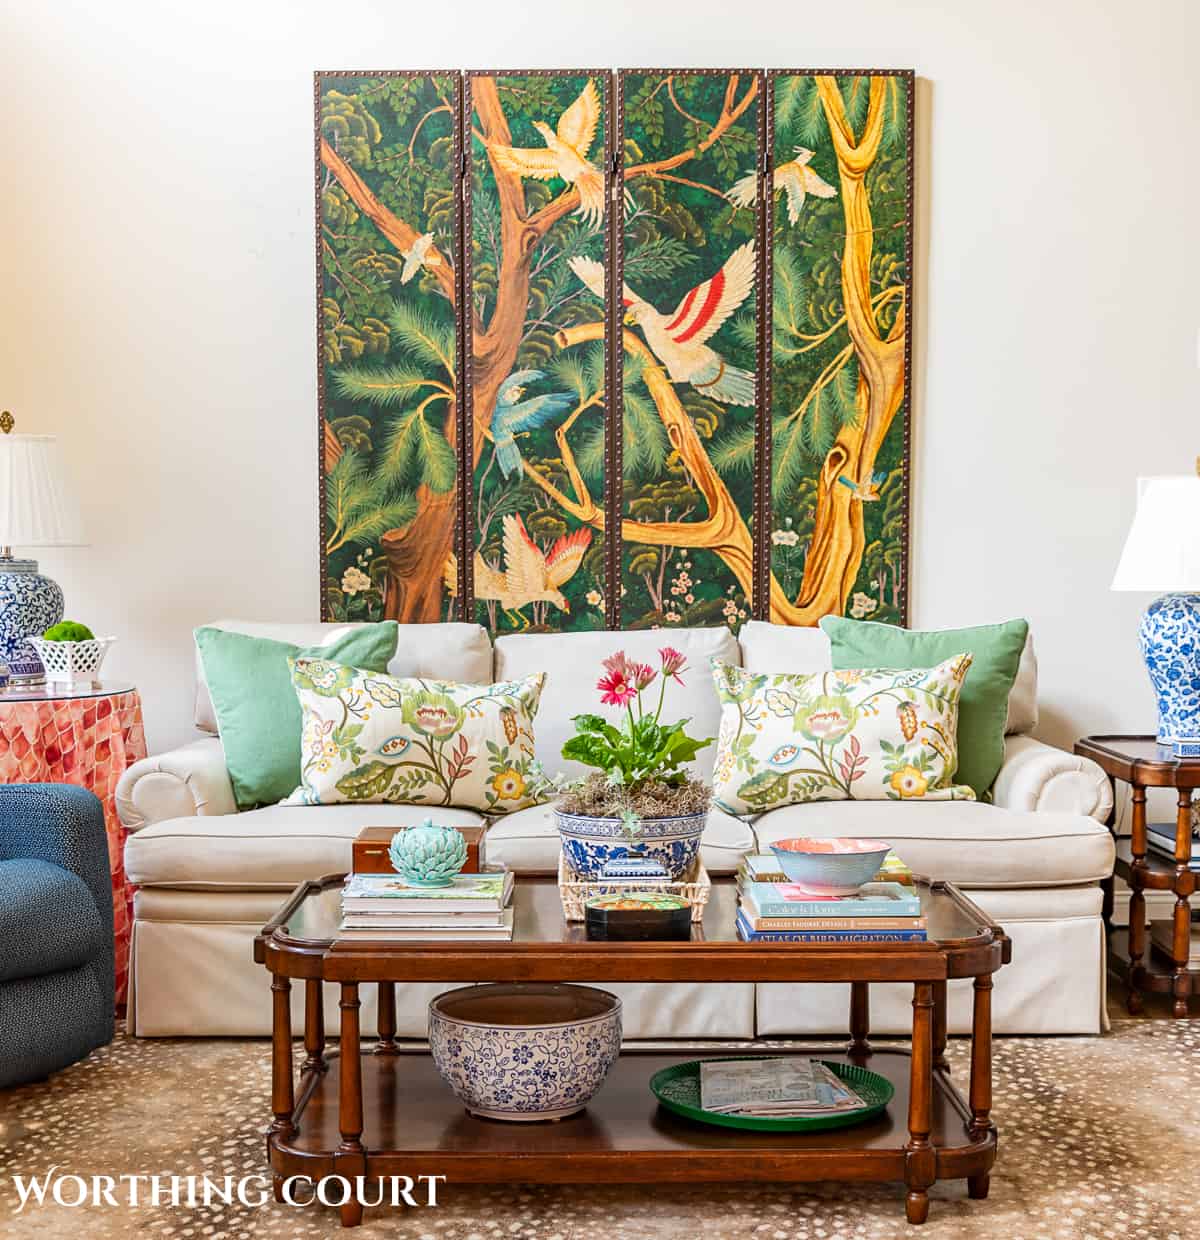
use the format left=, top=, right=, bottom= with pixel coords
left=710, top=655, right=978, bottom=815
left=285, top=658, right=550, bottom=813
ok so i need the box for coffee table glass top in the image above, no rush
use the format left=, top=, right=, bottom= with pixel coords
left=277, top=875, right=991, bottom=950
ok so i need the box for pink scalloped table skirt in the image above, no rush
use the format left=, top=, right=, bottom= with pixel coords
left=0, top=689, right=146, bottom=1005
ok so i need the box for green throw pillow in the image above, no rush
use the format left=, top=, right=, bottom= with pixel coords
left=195, top=623, right=399, bottom=809
left=819, top=616, right=1029, bottom=798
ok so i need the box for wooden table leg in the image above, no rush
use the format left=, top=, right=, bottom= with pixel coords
left=847, top=980, right=871, bottom=1059
left=269, top=974, right=295, bottom=1143
left=336, top=982, right=365, bottom=1228
left=1171, top=789, right=1193, bottom=1018
left=932, top=980, right=948, bottom=1072
left=303, top=979, right=326, bottom=1074
left=1127, top=784, right=1147, bottom=1015
left=1100, top=774, right=1118, bottom=925
left=967, top=972, right=994, bottom=1200
left=904, top=981, right=936, bottom=1224
left=374, top=980, right=399, bottom=1054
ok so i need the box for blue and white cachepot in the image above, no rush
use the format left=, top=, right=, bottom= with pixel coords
left=555, top=807, right=706, bottom=879
left=1138, top=593, right=1200, bottom=756
left=0, top=557, right=64, bottom=682
left=429, top=983, right=622, bottom=1122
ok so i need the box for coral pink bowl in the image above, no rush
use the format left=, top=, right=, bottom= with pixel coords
left=768, top=837, right=891, bottom=894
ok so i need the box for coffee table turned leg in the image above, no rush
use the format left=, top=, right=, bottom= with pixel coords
left=932, top=980, right=948, bottom=1072
left=904, top=981, right=936, bottom=1224
left=337, top=982, right=366, bottom=1228
left=269, top=975, right=295, bottom=1143
left=967, top=972, right=994, bottom=1200
left=847, top=981, right=871, bottom=1059
left=375, top=980, right=399, bottom=1054
left=303, top=979, right=326, bottom=1074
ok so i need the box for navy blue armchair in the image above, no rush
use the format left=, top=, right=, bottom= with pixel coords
left=0, top=784, right=115, bottom=1087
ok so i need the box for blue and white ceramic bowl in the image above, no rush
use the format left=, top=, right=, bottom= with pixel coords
left=555, top=808, right=707, bottom=879
left=429, top=983, right=622, bottom=1122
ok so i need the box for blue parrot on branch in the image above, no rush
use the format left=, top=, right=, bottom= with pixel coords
left=490, top=369, right=576, bottom=479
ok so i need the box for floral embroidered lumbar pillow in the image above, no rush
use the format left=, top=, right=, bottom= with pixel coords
left=710, top=656, right=978, bottom=815
left=285, top=658, right=550, bottom=813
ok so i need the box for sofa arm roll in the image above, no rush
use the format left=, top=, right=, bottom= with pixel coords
left=116, top=738, right=237, bottom=831
left=990, top=735, right=1113, bottom=822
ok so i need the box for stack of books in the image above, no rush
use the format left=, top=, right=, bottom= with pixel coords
left=1145, top=822, right=1200, bottom=871
left=339, top=871, right=515, bottom=941
left=699, top=1057, right=866, bottom=1118
left=735, top=880, right=925, bottom=943
left=736, top=850, right=913, bottom=890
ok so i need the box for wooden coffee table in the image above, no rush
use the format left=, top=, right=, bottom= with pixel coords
left=255, top=875, right=1009, bottom=1228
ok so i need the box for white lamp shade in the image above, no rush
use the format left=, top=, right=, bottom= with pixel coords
left=0, top=434, right=85, bottom=548
left=1111, top=475, right=1200, bottom=592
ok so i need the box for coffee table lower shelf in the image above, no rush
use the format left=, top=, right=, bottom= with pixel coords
left=269, top=1048, right=996, bottom=1214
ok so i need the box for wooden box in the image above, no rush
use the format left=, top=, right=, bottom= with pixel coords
left=352, top=825, right=485, bottom=875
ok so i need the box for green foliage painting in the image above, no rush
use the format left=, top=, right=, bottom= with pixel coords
left=466, top=72, right=610, bottom=634
left=317, top=72, right=460, bottom=624
left=768, top=72, right=911, bottom=625
left=314, top=70, right=913, bottom=633
left=618, top=70, right=760, bottom=630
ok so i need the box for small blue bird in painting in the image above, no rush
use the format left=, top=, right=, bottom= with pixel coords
left=837, top=471, right=886, bottom=502
left=490, top=370, right=576, bottom=479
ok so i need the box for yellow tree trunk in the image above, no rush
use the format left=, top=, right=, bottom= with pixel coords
left=771, top=75, right=907, bottom=625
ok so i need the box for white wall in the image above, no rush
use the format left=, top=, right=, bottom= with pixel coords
left=2, top=0, right=1197, bottom=770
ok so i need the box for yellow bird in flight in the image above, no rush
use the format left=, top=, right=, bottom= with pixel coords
left=487, top=80, right=604, bottom=229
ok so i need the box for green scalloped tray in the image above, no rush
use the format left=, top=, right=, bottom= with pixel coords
left=650, top=1057, right=893, bottom=1133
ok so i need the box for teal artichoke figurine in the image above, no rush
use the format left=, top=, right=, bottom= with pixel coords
left=389, top=819, right=468, bottom=887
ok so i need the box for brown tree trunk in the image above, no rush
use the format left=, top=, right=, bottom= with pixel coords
left=469, top=78, right=541, bottom=468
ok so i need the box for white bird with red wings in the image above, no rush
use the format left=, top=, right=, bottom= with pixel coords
left=569, top=241, right=756, bottom=405
left=486, top=80, right=604, bottom=230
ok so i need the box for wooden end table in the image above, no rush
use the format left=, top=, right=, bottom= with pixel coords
left=1074, top=735, right=1199, bottom=1016
left=255, top=875, right=1009, bottom=1228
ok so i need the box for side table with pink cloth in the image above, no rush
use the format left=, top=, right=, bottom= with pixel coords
left=0, top=681, right=146, bottom=1005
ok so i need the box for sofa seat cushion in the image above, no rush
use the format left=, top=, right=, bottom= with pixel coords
left=485, top=804, right=755, bottom=874
left=0, top=859, right=106, bottom=981
left=125, top=804, right=486, bottom=890
left=752, top=800, right=1114, bottom=888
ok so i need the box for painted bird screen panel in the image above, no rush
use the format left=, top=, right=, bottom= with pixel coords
left=767, top=72, right=913, bottom=626
left=616, top=69, right=764, bottom=631
left=316, top=71, right=463, bottom=626
left=465, top=71, right=612, bottom=636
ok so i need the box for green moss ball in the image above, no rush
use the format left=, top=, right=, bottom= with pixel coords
left=43, top=621, right=95, bottom=642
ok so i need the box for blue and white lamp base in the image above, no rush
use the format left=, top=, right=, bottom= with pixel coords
left=1139, top=593, right=1200, bottom=757
left=0, top=556, right=64, bottom=684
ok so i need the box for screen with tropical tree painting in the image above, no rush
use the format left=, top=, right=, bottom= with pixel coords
left=314, top=69, right=912, bottom=634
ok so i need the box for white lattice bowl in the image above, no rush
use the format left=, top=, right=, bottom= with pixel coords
left=28, top=637, right=115, bottom=683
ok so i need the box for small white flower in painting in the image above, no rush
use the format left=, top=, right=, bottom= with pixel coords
left=341, top=567, right=372, bottom=595
left=849, top=591, right=878, bottom=618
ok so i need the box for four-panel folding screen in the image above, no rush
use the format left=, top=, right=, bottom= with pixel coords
left=316, top=69, right=913, bottom=636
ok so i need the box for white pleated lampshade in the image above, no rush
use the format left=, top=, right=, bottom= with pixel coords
left=1111, top=475, right=1200, bottom=592
left=0, top=434, right=85, bottom=548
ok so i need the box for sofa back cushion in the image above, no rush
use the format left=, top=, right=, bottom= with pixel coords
left=737, top=620, right=1038, bottom=736
left=195, top=621, right=492, bottom=734
left=494, top=627, right=739, bottom=782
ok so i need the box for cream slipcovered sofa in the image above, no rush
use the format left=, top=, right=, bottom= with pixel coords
left=117, top=621, right=1114, bottom=1039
